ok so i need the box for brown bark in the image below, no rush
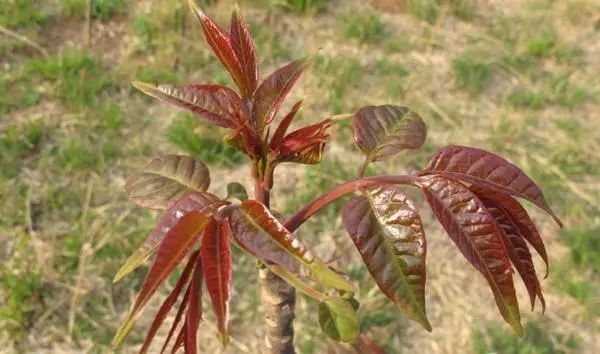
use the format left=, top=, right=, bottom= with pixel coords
left=259, top=267, right=296, bottom=354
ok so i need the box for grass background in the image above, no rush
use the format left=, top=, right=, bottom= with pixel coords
left=1, top=0, right=599, bottom=352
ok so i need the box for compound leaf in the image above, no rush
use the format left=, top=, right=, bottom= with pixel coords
left=125, top=155, right=211, bottom=211
left=470, top=186, right=549, bottom=277
left=421, top=145, right=562, bottom=227
left=479, top=195, right=545, bottom=312
left=111, top=211, right=211, bottom=347
left=139, top=251, right=198, bottom=354
left=342, top=186, right=431, bottom=331
left=278, top=119, right=331, bottom=165
left=113, top=192, right=224, bottom=283
left=185, top=253, right=204, bottom=354
left=417, top=175, right=523, bottom=336
left=353, top=105, right=426, bottom=161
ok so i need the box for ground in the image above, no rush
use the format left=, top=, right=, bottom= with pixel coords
left=1, top=0, right=599, bottom=353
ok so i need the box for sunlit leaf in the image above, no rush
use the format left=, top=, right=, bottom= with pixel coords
left=421, top=145, right=562, bottom=227
left=417, top=175, right=523, bottom=336
left=113, top=192, right=224, bottom=283
left=125, top=155, right=211, bottom=211
left=353, top=105, right=426, bottom=161
left=228, top=200, right=354, bottom=291
left=111, top=211, right=211, bottom=347
left=133, top=82, right=248, bottom=129
left=278, top=118, right=331, bottom=165
left=252, top=58, right=308, bottom=130
left=230, top=10, right=258, bottom=99
left=188, top=0, right=246, bottom=94
left=139, top=251, right=198, bottom=354
left=479, top=195, right=546, bottom=312
left=318, top=298, right=359, bottom=343
left=226, top=182, right=248, bottom=201
left=470, top=185, right=549, bottom=277
left=267, top=264, right=328, bottom=302
left=185, top=252, right=204, bottom=354
left=201, top=219, right=232, bottom=345
left=342, top=186, right=431, bottom=331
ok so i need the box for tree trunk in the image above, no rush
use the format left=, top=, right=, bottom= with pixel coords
left=259, top=268, right=296, bottom=354
left=255, top=167, right=296, bottom=354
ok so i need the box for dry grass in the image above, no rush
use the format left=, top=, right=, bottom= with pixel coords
left=1, top=0, right=599, bottom=353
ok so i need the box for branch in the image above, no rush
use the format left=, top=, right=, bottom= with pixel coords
left=284, top=174, right=418, bottom=232
left=0, top=25, right=49, bottom=57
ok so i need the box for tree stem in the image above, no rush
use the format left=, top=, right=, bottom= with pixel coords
left=254, top=162, right=296, bottom=354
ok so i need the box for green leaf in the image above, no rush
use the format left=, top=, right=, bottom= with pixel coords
left=342, top=186, right=431, bottom=331
left=226, top=182, right=248, bottom=201
left=125, top=154, right=211, bottom=210
left=318, top=298, right=359, bottom=343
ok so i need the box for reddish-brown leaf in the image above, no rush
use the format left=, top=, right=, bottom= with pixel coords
left=252, top=58, right=308, bottom=130
left=230, top=10, right=258, bottom=99
left=228, top=201, right=354, bottom=291
left=201, top=219, right=232, bottom=345
left=111, top=211, right=211, bottom=347
left=278, top=118, right=331, bottom=165
left=124, top=155, right=211, bottom=211
left=342, top=186, right=431, bottom=331
left=133, top=82, right=249, bottom=129
left=269, top=100, right=303, bottom=150
left=139, top=251, right=198, bottom=354
left=161, top=281, right=192, bottom=354
left=417, top=175, right=523, bottom=335
left=185, top=252, right=204, bottom=354
left=470, top=186, right=549, bottom=277
left=483, top=198, right=546, bottom=312
left=421, top=145, right=562, bottom=227
left=353, top=105, right=427, bottom=161
left=188, top=1, right=246, bottom=94
left=113, top=192, right=225, bottom=283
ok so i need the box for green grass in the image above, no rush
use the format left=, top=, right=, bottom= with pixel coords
left=314, top=55, right=364, bottom=113
left=25, top=51, right=114, bottom=109
left=344, top=12, right=385, bottom=44
left=406, top=0, right=476, bottom=23
left=265, top=0, right=329, bottom=14
left=0, top=121, right=45, bottom=180
left=60, top=0, right=127, bottom=21
left=472, top=322, right=579, bottom=354
left=452, top=52, right=493, bottom=94
left=526, top=29, right=557, bottom=57
left=0, top=0, right=48, bottom=29
left=166, top=114, right=245, bottom=166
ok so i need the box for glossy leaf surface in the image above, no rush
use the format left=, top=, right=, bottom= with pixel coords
left=139, top=251, right=198, bottom=354
left=482, top=197, right=545, bottom=312
left=278, top=119, right=331, bottom=165
left=133, top=82, right=248, bottom=129
left=353, top=105, right=426, bottom=161
left=318, top=298, right=359, bottom=343
left=113, top=192, right=223, bottom=283
left=417, top=175, right=523, bottom=335
left=229, top=201, right=354, bottom=291
left=421, top=145, right=561, bottom=227
left=111, top=211, right=211, bottom=347
left=252, top=58, right=308, bottom=130
left=342, top=186, right=431, bottom=331
left=470, top=186, right=549, bottom=277
left=201, top=219, right=232, bottom=344
left=125, top=155, right=211, bottom=211
left=188, top=1, right=246, bottom=94
left=230, top=10, right=258, bottom=99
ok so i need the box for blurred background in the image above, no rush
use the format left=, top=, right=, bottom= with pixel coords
left=1, top=0, right=599, bottom=352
